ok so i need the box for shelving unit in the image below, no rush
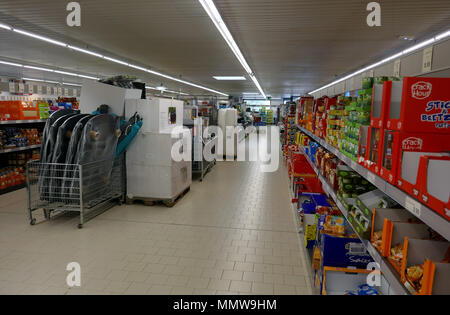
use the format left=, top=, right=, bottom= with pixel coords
left=297, top=125, right=450, bottom=242
left=299, top=145, right=409, bottom=295
left=0, top=144, right=41, bottom=154
left=0, top=119, right=46, bottom=125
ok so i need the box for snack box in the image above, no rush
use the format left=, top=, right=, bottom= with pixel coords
left=304, top=214, right=318, bottom=249
left=357, top=125, right=370, bottom=166
left=370, top=81, right=392, bottom=128
left=384, top=222, right=430, bottom=273
left=320, top=233, right=373, bottom=269
left=379, top=130, right=450, bottom=187
left=322, top=267, right=377, bottom=295
left=400, top=238, right=450, bottom=295
left=364, top=126, right=384, bottom=174
left=385, top=77, right=450, bottom=133
left=414, top=155, right=450, bottom=220
left=0, top=101, right=39, bottom=120
left=370, top=208, right=419, bottom=254
left=301, top=193, right=331, bottom=214
left=355, top=190, right=398, bottom=218
left=347, top=206, right=372, bottom=239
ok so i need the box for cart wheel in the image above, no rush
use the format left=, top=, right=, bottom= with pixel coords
left=78, top=224, right=83, bottom=229
left=30, top=218, right=36, bottom=226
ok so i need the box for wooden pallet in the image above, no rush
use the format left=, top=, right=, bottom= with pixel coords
left=125, top=187, right=190, bottom=208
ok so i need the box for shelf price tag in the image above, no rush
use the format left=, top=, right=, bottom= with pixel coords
left=367, top=172, right=376, bottom=184
left=18, top=83, right=24, bottom=93
left=394, top=59, right=401, bottom=77
left=422, top=46, right=433, bottom=73
left=9, top=82, right=15, bottom=93
left=405, top=196, right=421, bottom=217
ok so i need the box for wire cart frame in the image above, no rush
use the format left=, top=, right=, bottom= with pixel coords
left=27, top=154, right=125, bottom=228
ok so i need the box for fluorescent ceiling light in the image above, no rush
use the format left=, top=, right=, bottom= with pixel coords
left=55, top=70, right=77, bottom=76
left=77, top=74, right=99, bottom=80
left=402, top=38, right=435, bottom=54
left=0, top=60, right=23, bottom=67
left=103, top=56, right=129, bottom=66
left=0, top=23, right=12, bottom=30
left=198, top=0, right=265, bottom=97
left=68, top=45, right=103, bottom=58
left=213, top=76, right=246, bottom=80
left=13, top=29, right=67, bottom=47
left=1, top=21, right=228, bottom=96
left=435, top=29, right=450, bottom=40
left=22, top=77, right=45, bottom=82
left=24, top=65, right=54, bottom=72
left=309, top=31, right=446, bottom=95
left=62, top=82, right=82, bottom=87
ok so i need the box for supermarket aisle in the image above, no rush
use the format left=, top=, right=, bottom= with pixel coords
left=0, top=136, right=312, bottom=295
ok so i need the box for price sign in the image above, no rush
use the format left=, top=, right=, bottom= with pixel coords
left=47, top=86, right=52, bottom=95
left=37, top=85, right=43, bottom=94
left=394, top=59, right=401, bottom=77
left=422, top=46, right=433, bottom=73
left=9, top=82, right=15, bottom=93
left=64, top=88, right=69, bottom=96
left=405, top=196, right=421, bottom=217
left=57, top=87, right=63, bottom=95
left=27, top=84, right=34, bottom=93
left=18, top=83, right=24, bottom=93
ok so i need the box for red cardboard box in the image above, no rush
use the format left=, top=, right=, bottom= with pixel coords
left=357, top=125, right=370, bottom=166
left=364, top=126, right=384, bottom=174
left=379, top=131, right=450, bottom=193
left=385, top=77, right=450, bottom=133
left=370, top=81, right=391, bottom=128
left=415, top=155, right=450, bottom=220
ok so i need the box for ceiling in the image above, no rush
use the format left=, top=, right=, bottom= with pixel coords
left=0, top=0, right=449, bottom=98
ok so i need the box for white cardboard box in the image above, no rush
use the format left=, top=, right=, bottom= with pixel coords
left=125, top=98, right=183, bottom=133
left=80, top=80, right=141, bottom=116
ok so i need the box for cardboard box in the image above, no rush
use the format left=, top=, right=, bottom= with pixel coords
left=415, top=156, right=450, bottom=220
left=385, top=77, right=450, bottom=133
left=364, top=126, right=384, bottom=174
left=320, top=234, right=373, bottom=269
left=357, top=125, right=370, bottom=166
left=384, top=222, right=429, bottom=273
left=370, top=82, right=390, bottom=128
left=401, top=238, right=450, bottom=295
left=370, top=208, right=419, bottom=254
left=379, top=131, right=450, bottom=187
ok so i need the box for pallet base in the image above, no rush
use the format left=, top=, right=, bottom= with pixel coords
left=125, top=187, right=190, bottom=208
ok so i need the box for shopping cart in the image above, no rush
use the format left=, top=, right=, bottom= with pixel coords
left=26, top=154, right=125, bottom=228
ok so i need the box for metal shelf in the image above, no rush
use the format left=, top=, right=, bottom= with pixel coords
left=0, top=144, right=41, bottom=154
left=0, top=119, right=46, bottom=125
left=297, top=125, right=450, bottom=241
left=299, top=146, right=410, bottom=295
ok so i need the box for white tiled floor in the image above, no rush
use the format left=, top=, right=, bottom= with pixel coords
left=0, top=138, right=312, bottom=295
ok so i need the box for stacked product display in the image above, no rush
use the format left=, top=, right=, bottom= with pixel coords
left=291, top=75, right=450, bottom=295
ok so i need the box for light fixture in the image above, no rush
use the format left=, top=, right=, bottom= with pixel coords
left=198, top=0, right=266, bottom=98
left=436, top=29, right=450, bottom=40
left=156, top=83, right=167, bottom=91
left=13, top=29, right=67, bottom=47
left=0, top=60, right=23, bottom=67
left=103, top=56, right=129, bottom=66
left=309, top=29, right=449, bottom=95
left=213, top=76, right=246, bottom=81
left=68, top=45, right=104, bottom=58
left=0, top=23, right=12, bottom=30
left=54, top=70, right=78, bottom=76
left=24, top=65, right=54, bottom=72
left=0, top=21, right=229, bottom=97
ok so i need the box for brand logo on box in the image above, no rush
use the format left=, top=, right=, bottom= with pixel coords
left=402, top=137, right=423, bottom=150
left=411, top=81, right=432, bottom=99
